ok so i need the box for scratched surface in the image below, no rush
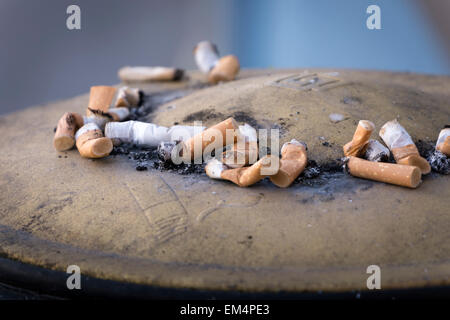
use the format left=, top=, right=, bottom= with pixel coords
left=0, top=69, right=449, bottom=293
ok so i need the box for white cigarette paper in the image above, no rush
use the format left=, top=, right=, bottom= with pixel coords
left=205, top=159, right=229, bottom=179
left=108, top=107, right=130, bottom=121
left=238, top=123, right=257, bottom=142
left=82, top=115, right=110, bottom=130
left=379, top=119, right=414, bottom=149
left=105, top=121, right=205, bottom=147
left=379, top=119, right=430, bottom=174
left=194, top=41, right=220, bottom=73
left=75, top=123, right=101, bottom=140
left=118, top=66, right=182, bottom=82
left=364, top=139, right=390, bottom=162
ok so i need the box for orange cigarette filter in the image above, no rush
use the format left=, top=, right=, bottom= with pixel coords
left=75, top=123, right=113, bottom=159
left=346, top=156, right=421, bottom=188
left=221, top=123, right=258, bottom=168
left=86, top=86, right=117, bottom=116
left=208, top=55, right=240, bottom=84
left=182, top=117, right=239, bottom=162
left=270, top=140, right=308, bottom=188
left=343, top=120, right=375, bottom=157
left=220, top=155, right=280, bottom=187
left=53, top=112, right=84, bottom=151
left=436, top=128, right=450, bottom=156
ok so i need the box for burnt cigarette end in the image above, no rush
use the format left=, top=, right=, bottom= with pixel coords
left=118, top=66, right=184, bottom=82
left=364, top=139, right=390, bottom=162
left=427, top=150, right=450, bottom=175
left=157, top=141, right=177, bottom=162
left=173, top=69, right=184, bottom=81
left=87, top=108, right=113, bottom=120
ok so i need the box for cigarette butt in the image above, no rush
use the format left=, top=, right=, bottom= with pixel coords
left=380, top=119, right=430, bottom=174
left=75, top=123, right=113, bottom=159
left=346, top=156, right=421, bottom=188
left=194, top=41, right=220, bottom=73
left=53, top=112, right=84, bottom=151
left=118, top=66, right=184, bottom=82
left=221, top=123, right=258, bottom=168
left=182, top=117, right=239, bottom=162
left=206, top=155, right=279, bottom=187
left=270, top=139, right=308, bottom=188
left=87, top=86, right=117, bottom=116
left=115, top=86, right=141, bottom=107
left=343, top=120, right=375, bottom=157
left=208, top=55, right=240, bottom=84
left=436, top=128, right=450, bottom=156
left=105, top=120, right=204, bottom=148
left=108, top=107, right=130, bottom=121
left=364, top=139, right=390, bottom=162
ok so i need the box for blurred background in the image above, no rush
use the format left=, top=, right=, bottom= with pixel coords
left=0, top=0, right=449, bottom=114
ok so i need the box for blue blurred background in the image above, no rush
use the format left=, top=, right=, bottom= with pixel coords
left=0, top=0, right=449, bottom=114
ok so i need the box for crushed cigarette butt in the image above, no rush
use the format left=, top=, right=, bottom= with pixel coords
left=270, top=139, right=308, bottom=188
left=363, top=139, right=390, bottom=162
left=379, top=119, right=431, bottom=174
left=75, top=123, right=113, bottom=159
left=345, top=156, right=421, bottom=188
left=343, top=120, right=375, bottom=157
left=118, top=66, right=184, bottom=82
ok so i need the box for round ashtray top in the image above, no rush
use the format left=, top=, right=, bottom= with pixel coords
left=0, top=69, right=449, bottom=294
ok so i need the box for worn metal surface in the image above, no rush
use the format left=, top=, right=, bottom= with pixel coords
left=0, top=69, right=449, bottom=293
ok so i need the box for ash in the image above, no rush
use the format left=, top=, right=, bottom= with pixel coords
left=293, top=159, right=345, bottom=186
left=415, top=139, right=449, bottom=175
left=110, top=143, right=205, bottom=175
left=427, top=151, right=450, bottom=175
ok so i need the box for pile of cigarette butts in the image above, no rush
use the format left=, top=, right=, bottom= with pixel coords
left=53, top=41, right=450, bottom=189
left=343, top=120, right=449, bottom=188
